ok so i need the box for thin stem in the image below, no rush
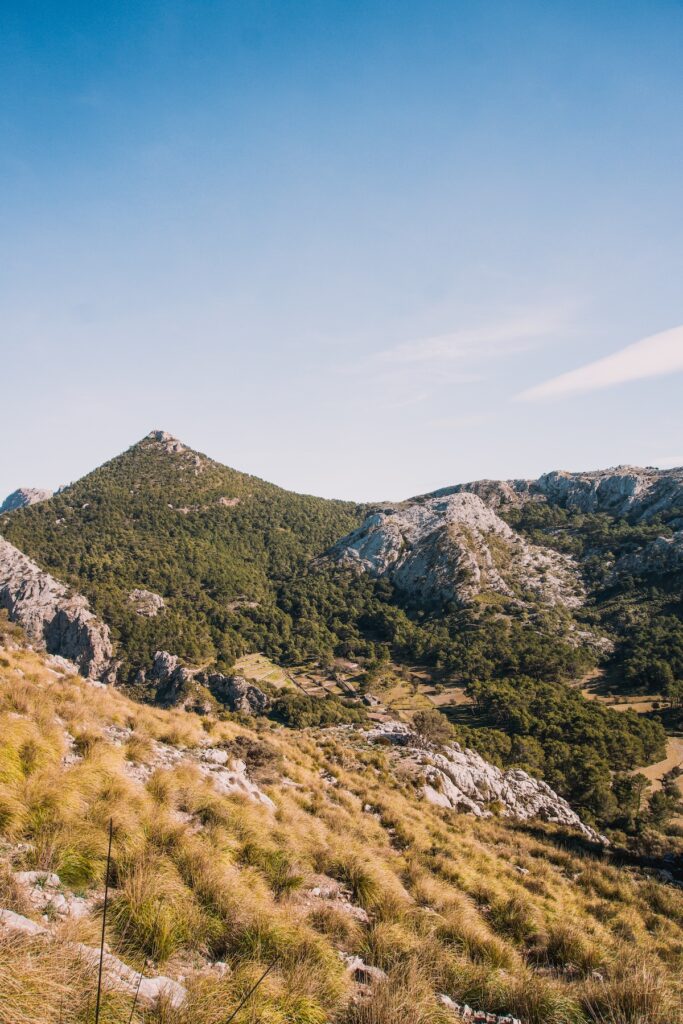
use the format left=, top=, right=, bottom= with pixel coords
left=223, top=961, right=276, bottom=1024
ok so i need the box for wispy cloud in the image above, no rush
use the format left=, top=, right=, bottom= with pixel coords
left=516, top=324, right=683, bottom=402
left=375, top=310, right=562, bottom=367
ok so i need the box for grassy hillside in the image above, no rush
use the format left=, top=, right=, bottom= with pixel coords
left=1, top=632, right=682, bottom=1024
left=1, top=432, right=364, bottom=676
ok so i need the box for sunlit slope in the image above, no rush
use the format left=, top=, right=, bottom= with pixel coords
left=0, top=636, right=681, bottom=1024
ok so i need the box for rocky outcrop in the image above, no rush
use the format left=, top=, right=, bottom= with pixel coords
left=147, top=650, right=214, bottom=713
left=0, top=537, right=116, bottom=680
left=0, top=907, right=186, bottom=1008
left=14, top=871, right=89, bottom=920
left=142, top=430, right=207, bottom=472
left=323, top=492, right=581, bottom=609
left=207, top=673, right=270, bottom=714
left=104, top=723, right=276, bottom=810
left=128, top=588, right=165, bottom=616
left=615, top=530, right=683, bottom=577
left=532, top=466, right=683, bottom=520
left=445, top=466, right=683, bottom=521
left=146, top=429, right=190, bottom=454
left=147, top=652, right=270, bottom=716
left=366, top=722, right=601, bottom=841
left=0, top=488, right=52, bottom=514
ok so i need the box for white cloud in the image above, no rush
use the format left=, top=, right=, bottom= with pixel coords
left=375, top=310, right=562, bottom=367
left=517, top=324, right=683, bottom=402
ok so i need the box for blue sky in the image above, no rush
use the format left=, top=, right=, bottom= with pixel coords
left=2, top=0, right=682, bottom=501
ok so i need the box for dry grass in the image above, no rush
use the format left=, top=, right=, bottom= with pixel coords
left=0, top=644, right=682, bottom=1024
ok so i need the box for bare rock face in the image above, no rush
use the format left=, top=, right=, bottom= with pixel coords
left=366, top=722, right=601, bottom=842
left=148, top=653, right=270, bottom=716
left=324, top=492, right=581, bottom=609
left=207, top=674, right=270, bottom=715
left=532, top=466, right=683, bottom=519
left=447, top=465, right=683, bottom=521
left=148, top=650, right=215, bottom=713
left=128, top=588, right=165, bottom=616
left=615, top=530, right=683, bottom=577
left=0, top=537, right=116, bottom=681
left=150, top=649, right=181, bottom=681
left=0, top=488, right=52, bottom=514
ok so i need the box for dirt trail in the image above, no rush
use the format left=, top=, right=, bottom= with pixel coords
left=636, top=736, right=683, bottom=792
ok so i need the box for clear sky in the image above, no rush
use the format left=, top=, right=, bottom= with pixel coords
left=2, top=0, right=682, bottom=501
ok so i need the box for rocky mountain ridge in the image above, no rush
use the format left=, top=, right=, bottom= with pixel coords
left=0, top=487, right=52, bottom=514
left=436, top=464, right=683, bottom=520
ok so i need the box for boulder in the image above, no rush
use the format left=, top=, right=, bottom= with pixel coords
left=208, top=674, right=270, bottom=715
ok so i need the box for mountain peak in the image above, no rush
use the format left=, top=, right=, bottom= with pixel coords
left=144, top=429, right=190, bottom=454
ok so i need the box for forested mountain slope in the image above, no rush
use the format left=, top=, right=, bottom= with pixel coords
left=1, top=431, right=364, bottom=675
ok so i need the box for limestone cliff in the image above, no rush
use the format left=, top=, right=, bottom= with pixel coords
left=443, top=465, right=683, bottom=520
left=0, top=537, right=116, bottom=680
left=323, top=491, right=582, bottom=608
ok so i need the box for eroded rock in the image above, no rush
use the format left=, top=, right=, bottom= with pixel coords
left=0, top=488, right=52, bottom=514
left=207, top=674, right=270, bottom=714
left=0, top=538, right=116, bottom=680
left=128, top=588, right=165, bottom=617
left=367, top=722, right=602, bottom=842
left=323, top=492, right=581, bottom=609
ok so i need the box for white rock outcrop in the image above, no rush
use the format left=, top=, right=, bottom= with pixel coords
left=533, top=466, right=683, bottom=520
left=446, top=465, right=683, bottom=522
left=14, top=870, right=89, bottom=920
left=324, top=492, right=581, bottom=608
left=112, top=728, right=276, bottom=811
left=128, top=588, right=165, bottom=617
left=0, top=488, right=53, bottom=514
left=428, top=468, right=683, bottom=524
left=0, top=538, right=116, bottom=680
left=366, top=722, right=601, bottom=841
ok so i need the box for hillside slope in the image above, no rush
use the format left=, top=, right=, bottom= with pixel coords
left=1, top=431, right=364, bottom=676
left=1, top=630, right=682, bottom=1024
